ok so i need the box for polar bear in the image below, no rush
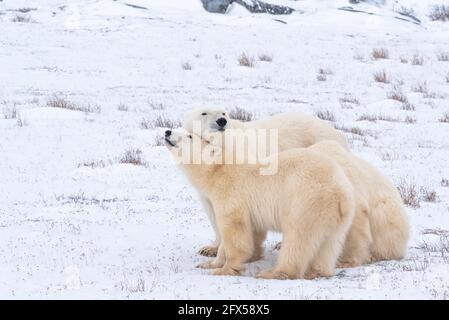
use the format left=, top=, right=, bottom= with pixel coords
left=183, top=107, right=349, bottom=150
left=182, top=107, right=349, bottom=256
left=165, top=129, right=356, bottom=279
left=308, top=141, right=409, bottom=266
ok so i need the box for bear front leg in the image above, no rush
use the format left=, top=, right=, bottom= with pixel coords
left=197, top=194, right=221, bottom=257
left=212, top=208, right=254, bottom=276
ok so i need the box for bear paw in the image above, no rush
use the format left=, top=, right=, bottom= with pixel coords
left=337, top=259, right=363, bottom=269
left=211, top=267, right=241, bottom=276
left=198, top=245, right=218, bottom=257
left=256, top=269, right=289, bottom=280
left=305, top=268, right=334, bottom=280
left=196, top=261, right=216, bottom=269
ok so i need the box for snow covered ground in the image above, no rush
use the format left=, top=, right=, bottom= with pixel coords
left=1, top=0, right=449, bottom=299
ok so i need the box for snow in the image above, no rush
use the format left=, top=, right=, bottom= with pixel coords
left=17, top=107, right=86, bottom=126
left=1, top=0, right=449, bottom=299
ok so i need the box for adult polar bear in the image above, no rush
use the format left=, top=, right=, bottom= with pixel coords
left=182, top=107, right=349, bottom=257
left=165, top=130, right=356, bottom=279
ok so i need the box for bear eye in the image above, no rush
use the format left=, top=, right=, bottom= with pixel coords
left=222, top=113, right=225, bottom=116
left=201, top=112, right=207, bottom=116
left=188, top=134, right=192, bottom=139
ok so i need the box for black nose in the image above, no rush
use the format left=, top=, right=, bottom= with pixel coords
left=216, top=118, right=227, bottom=127
left=165, top=130, right=172, bottom=137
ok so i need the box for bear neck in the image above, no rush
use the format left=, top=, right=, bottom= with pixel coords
left=181, top=162, right=224, bottom=192
left=181, top=159, right=260, bottom=199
